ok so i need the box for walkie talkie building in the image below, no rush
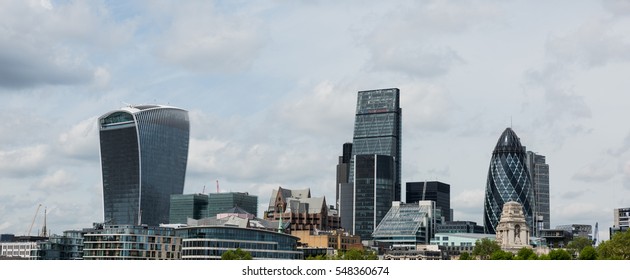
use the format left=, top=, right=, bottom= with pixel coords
left=98, top=105, right=190, bottom=226
left=483, top=127, right=533, bottom=234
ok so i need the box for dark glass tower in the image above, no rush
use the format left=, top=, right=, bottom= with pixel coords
left=406, top=181, right=451, bottom=222
left=483, top=128, right=533, bottom=234
left=350, top=88, right=401, bottom=201
left=169, top=194, right=208, bottom=224
left=99, top=105, right=190, bottom=226
left=526, top=151, right=550, bottom=237
left=352, top=154, right=395, bottom=240
left=336, top=142, right=352, bottom=210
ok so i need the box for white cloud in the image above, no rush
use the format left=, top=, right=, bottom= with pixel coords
left=0, top=145, right=49, bottom=177
left=155, top=2, right=267, bottom=73
left=359, top=0, right=499, bottom=77
left=400, top=83, right=456, bottom=133
left=572, top=160, right=616, bottom=183
left=57, top=116, right=99, bottom=160
left=273, top=81, right=355, bottom=138
left=34, top=169, right=78, bottom=191
left=546, top=19, right=630, bottom=68
left=0, top=0, right=135, bottom=88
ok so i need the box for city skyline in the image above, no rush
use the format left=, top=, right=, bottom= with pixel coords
left=1, top=1, right=630, bottom=242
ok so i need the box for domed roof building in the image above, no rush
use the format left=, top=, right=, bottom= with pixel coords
left=483, top=128, right=533, bottom=234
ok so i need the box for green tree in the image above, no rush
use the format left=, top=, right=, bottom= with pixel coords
left=472, top=238, right=501, bottom=260
left=306, top=254, right=328, bottom=260
left=567, top=237, right=592, bottom=257
left=548, top=249, right=572, bottom=260
left=490, top=250, right=513, bottom=260
left=578, top=246, right=598, bottom=260
left=458, top=252, right=472, bottom=260
left=597, top=230, right=630, bottom=260
left=515, top=247, right=537, bottom=260
left=221, top=248, right=253, bottom=260
left=336, top=248, right=378, bottom=260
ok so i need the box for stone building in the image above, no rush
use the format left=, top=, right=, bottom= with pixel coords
left=495, top=201, right=531, bottom=252
left=264, top=187, right=340, bottom=231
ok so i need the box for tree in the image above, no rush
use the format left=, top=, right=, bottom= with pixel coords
left=548, top=249, right=572, bottom=260
left=515, top=247, right=537, bottom=260
left=306, top=254, right=329, bottom=260
left=597, top=230, right=630, bottom=260
left=578, top=246, right=598, bottom=260
left=472, top=238, right=501, bottom=260
left=458, top=252, right=472, bottom=260
left=221, top=248, right=253, bottom=260
left=567, top=237, right=592, bottom=257
left=490, top=250, right=513, bottom=260
left=335, top=248, right=378, bottom=260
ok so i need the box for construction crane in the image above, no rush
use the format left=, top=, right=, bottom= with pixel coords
left=27, top=204, right=42, bottom=236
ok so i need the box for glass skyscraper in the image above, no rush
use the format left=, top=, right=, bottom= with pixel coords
left=352, top=154, right=395, bottom=240
left=483, top=127, right=533, bottom=234
left=99, top=105, right=190, bottom=226
left=526, top=151, right=550, bottom=237
left=406, top=181, right=451, bottom=222
left=350, top=88, right=402, bottom=201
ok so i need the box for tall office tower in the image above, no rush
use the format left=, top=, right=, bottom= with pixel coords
left=207, top=192, right=258, bottom=218
left=406, top=181, right=451, bottom=222
left=169, top=194, right=209, bottom=224
left=526, top=151, right=550, bottom=237
left=351, top=154, right=395, bottom=240
left=483, top=128, right=533, bottom=234
left=350, top=88, right=402, bottom=201
left=336, top=142, right=352, bottom=209
left=99, top=105, right=190, bottom=226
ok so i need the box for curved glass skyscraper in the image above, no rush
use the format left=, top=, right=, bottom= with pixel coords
left=99, top=105, right=190, bottom=226
left=483, top=128, right=533, bottom=234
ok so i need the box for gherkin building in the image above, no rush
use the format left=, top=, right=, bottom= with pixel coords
left=483, top=128, right=533, bottom=234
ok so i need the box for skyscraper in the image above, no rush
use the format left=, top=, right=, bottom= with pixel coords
left=526, top=151, right=550, bottom=237
left=350, top=88, right=401, bottom=201
left=169, top=194, right=208, bottom=224
left=406, top=181, right=451, bottom=222
left=336, top=142, right=352, bottom=210
left=207, top=192, right=258, bottom=218
left=352, top=154, right=395, bottom=240
left=483, top=128, right=533, bottom=234
left=99, top=105, right=190, bottom=226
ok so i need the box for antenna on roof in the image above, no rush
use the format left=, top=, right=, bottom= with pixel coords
left=216, top=180, right=220, bottom=193
left=122, top=101, right=132, bottom=107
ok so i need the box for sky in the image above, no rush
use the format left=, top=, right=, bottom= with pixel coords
left=1, top=0, right=630, bottom=242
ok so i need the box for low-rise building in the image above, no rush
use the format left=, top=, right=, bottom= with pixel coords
left=539, top=229, right=572, bottom=248
left=372, top=201, right=437, bottom=248
left=177, top=207, right=303, bottom=260
left=83, top=224, right=181, bottom=260
left=382, top=244, right=446, bottom=260
left=264, top=187, right=340, bottom=231
left=430, top=233, right=495, bottom=259
left=292, top=229, right=362, bottom=252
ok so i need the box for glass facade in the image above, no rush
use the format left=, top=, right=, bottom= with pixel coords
left=406, top=181, right=451, bottom=222
left=353, top=154, right=395, bottom=240
left=207, top=192, right=258, bottom=218
left=526, top=151, right=550, bottom=237
left=169, top=194, right=209, bottom=224
left=176, top=226, right=303, bottom=260
left=483, top=128, right=533, bottom=234
left=350, top=88, right=401, bottom=201
left=99, top=105, right=190, bottom=226
left=82, top=225, right=180, bottom=260
left=372, top=201, right=436, bottom=246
